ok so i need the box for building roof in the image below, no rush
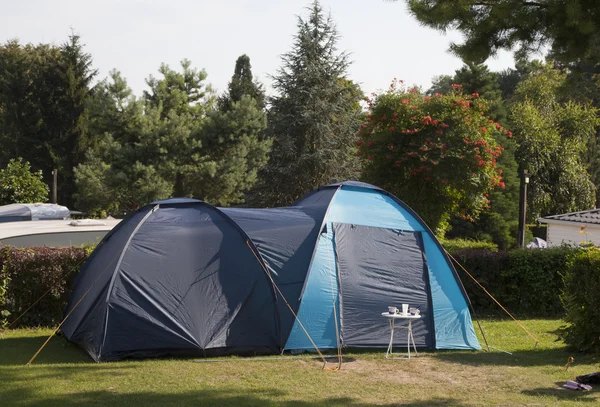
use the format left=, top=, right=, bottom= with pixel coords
left=539, top=209, right=600, bottom=225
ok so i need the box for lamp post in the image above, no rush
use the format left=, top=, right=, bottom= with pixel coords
left=517, top=169, right=530, bottom=248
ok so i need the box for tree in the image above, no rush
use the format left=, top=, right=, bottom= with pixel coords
left=75, top=64, right=270, bottom=215
left=510, top=63, right=599, bottom=219
left=249, top=1, right=363, bottom=207
left=427, top=63, right=518, bottom=247
left=429, top=63, right=507, bottom=122
left=0, top=158, right=49, bottom=205
left=0, top=35, right=96, bottom=206
left=218, top=55, right=266, bottom=112
left=358, top=81, right=506, bottom=234
left=144, top=59, right=214, bottom=120
left=402, top=1, right=600, bottom=64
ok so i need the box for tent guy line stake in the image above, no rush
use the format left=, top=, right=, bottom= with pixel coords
left=445, top=250, right=539, bottom=347
left=26, top=245, right=124, bottom=366
left=245, top=240, right=334, bottom=371
left=488, top=346, right=513, bottom=355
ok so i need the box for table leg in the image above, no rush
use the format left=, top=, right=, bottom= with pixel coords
left=386, top=318, right=394, bottom=358
left=407, top=320, right=411, bottom=360
left=409, top=320, right=418, bottom=358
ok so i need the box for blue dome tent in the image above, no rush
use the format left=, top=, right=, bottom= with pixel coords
left=61, top=181, right=480, bottom=361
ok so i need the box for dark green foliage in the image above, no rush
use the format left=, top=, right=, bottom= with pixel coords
left=452, top=246, right=577, bottom=317
left=0, top=158, right=49, bottom=205
left=405, top=0, right=600, bottom=64
left=249, top=1, right=363, bottom=207
left=75, top=63, right=269, bottom=215
left=561, top=248, right=600, bottom=352
left=218, top=55, right=266, bottom=112
left=0, top=247, right=88, bottom=328
left=0, top=35, right=97, bottom=207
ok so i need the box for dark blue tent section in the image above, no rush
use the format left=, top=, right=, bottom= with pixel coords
left=62, top=182, right=479, bottom=362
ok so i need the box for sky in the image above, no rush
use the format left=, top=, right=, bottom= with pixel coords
left=1, top=0, right=517, bottom=97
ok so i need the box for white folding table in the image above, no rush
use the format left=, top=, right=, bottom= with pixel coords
left=381, top=312, right=421, bottom=359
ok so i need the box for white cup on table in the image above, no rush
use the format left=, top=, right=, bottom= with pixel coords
left=402, top=304, right=409, bottom=315
left=388, top=306, right=397, bottom=314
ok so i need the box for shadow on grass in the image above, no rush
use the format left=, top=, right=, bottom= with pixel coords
left=0, top=384, right=465, bottom=407
left=0, top=334, right=89, bottom=366
left=521, top=382, right=597, bottom=403
left=435, top=346, right=599, bottom=368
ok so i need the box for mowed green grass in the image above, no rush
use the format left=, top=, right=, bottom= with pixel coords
left=1, top=319, right=599, bottom=406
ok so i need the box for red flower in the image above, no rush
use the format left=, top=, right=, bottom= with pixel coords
left=393, top=112, right=399, bottom=117
left=451, top=83, right=463, bottom=89
left=424, top=96, right=431, bottom=101
left=354, top=140, right=363, bottom=147
left=434, top=92, right=441, bottom=98
left=499, top=181, right=506, bottom=188
left=402, top=99, right=409, bottom=104
left=472, top=93, right=479, bottom=98
left=441, top=123, right=449, bottom=128
left=389, top=127, right=395, bottom=132
left=435, top=130, right=443, bottom=135
left=420, top=116, right=433, bottom=125
left=368, top=141, right=374, bottom=147
left=367, top=155, right=374, bottom=161
left=480, top=127, right=487, bottom=132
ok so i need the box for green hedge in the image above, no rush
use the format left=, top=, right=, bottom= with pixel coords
left=0, top=247, right=88, bottom=328
left=441, top=238, right=499, bottom=254
left=451, top=246, right=578, bottom=317
left=561, top=248, right=600, bottom=352
left=0, top=243, right=583, bottom=328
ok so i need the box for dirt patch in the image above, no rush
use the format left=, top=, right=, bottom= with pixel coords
left=336, top=355, right=506, bottom=390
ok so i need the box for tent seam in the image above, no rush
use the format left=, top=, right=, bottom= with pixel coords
left=201, top=202, right=284, bottom=352
left=100, top=204, right=159, bottom=356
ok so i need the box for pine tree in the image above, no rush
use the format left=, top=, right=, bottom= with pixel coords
left=218, top=54, right=266, bottom=112
left=404, top=0, right=600, bottom=64
left=249, top=1, right=363, bottom=207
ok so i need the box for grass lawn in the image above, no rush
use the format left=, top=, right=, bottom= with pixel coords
left=1, top=319, right=599, bottom=406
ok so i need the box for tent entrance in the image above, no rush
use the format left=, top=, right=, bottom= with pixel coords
left=333, top=223, right=434, bottom=348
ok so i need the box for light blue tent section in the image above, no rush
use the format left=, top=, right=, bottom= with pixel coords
left=284, top=186, right=480, bottom=350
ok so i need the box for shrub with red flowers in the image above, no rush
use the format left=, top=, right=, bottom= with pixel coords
left=357, top=80, right=506, bottom=234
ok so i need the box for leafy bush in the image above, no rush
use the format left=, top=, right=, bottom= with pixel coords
left=452, top=246, right=577, bottom=317
left=561, top=248, right=600, bottom=352
left=441, top=238, right=498, bottom=254
left=0, top=158, right=49, bottom=205
left=358, top=82, right=507, bottom=234
left=0, top=247, right=88, bottom=328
